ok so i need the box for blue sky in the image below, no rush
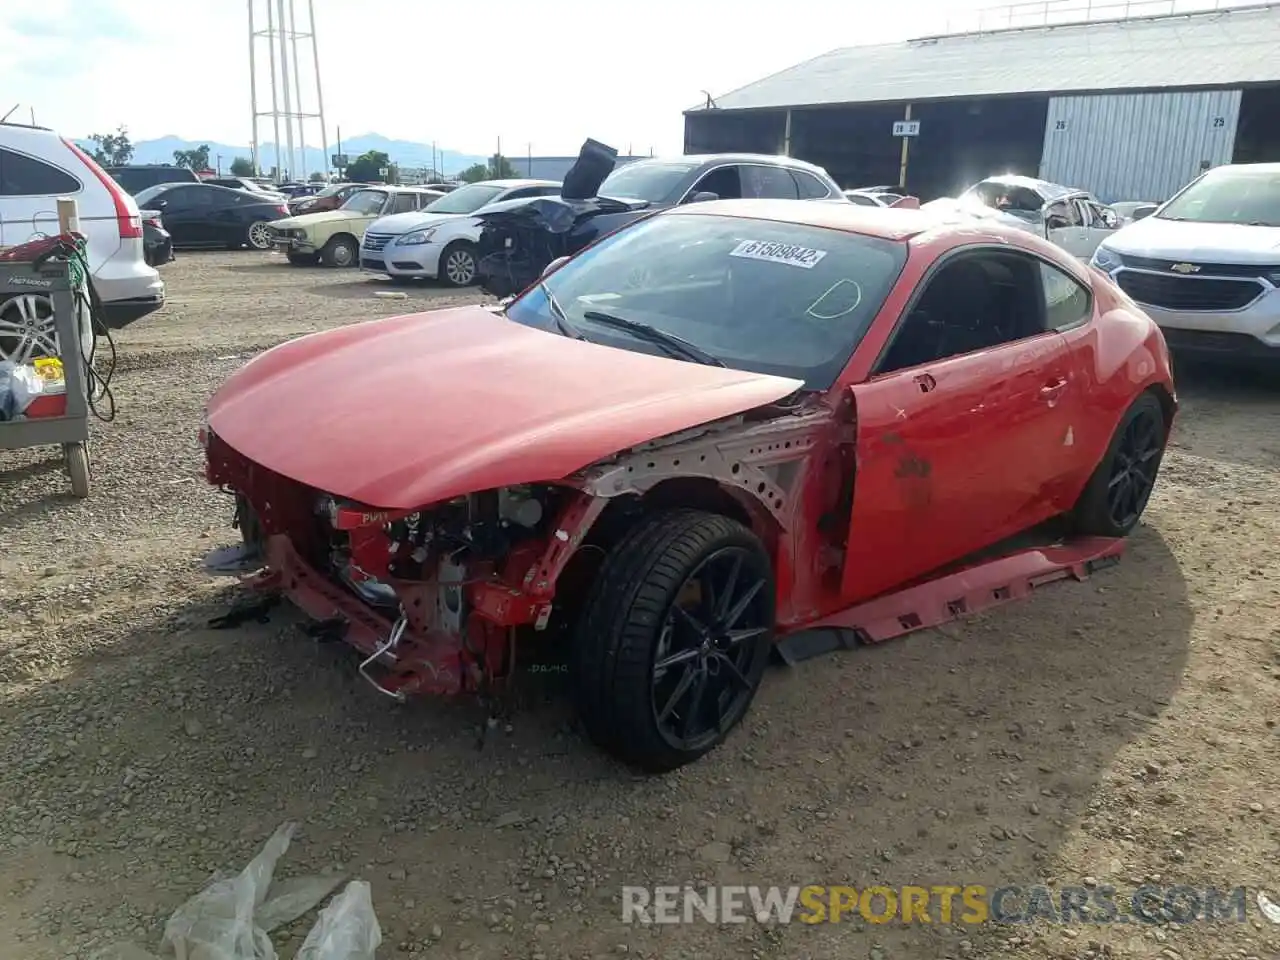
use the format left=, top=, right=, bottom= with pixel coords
left=0, top=0, right=1236, bottom=155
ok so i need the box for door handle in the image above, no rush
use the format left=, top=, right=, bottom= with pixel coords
left=912, top=373, right=936, bottom=393
left=1040, top=377, right=1068, bottom=397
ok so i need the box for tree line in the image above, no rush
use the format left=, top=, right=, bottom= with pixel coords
left=87, top=125, right=521, bottom=184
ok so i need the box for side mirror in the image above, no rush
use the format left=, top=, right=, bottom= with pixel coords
left=1133, top=204, right=1157, bottom=221
left=152, top=198, right=167, bottom=209
left=1101, top=208, right=1119, bottom=229
left=541, top=255, right=570, bottom=279
left=688, top=191, right=719, bottom=204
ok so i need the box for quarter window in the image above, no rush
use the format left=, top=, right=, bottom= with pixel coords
left=792, top=171, right=833, bottom=199
left=0, top=148, right=82, bottom=196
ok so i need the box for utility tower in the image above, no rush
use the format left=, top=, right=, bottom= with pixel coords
left=247, top=0, right=329, bottom=182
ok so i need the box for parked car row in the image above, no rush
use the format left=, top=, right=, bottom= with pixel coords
left=268, top=185, right=444, bottom=267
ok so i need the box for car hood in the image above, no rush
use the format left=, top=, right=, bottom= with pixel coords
left=1104, top=216, right=1280, bottom=264
left=206, top=306, right=803, bottom=509
left=274, top=209, right=366, bottom=231
left=366, top=210, right=467, bottom=236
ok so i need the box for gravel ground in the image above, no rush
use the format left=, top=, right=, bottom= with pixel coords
left=1, top=250, right=1278, bottom=960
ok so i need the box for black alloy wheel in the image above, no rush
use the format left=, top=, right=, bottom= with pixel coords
left=1070, top=391, right=1167, bottom=537
left=1106, top=402, right=1164, bottom=529
left=571, top=509, right=776, bottom=773
left=651, top=545, right=771, bottom=754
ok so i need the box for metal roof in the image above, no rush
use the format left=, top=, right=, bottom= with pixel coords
left=689, top=3, right=1280, bottom=113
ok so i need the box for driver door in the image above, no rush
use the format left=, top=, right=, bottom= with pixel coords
left=839, top=249, right=1082, bottom=604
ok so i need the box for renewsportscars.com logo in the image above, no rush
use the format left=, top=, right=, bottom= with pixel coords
left=622, top=884, right=1255, bottom=925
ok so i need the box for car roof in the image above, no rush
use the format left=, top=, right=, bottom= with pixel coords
left=630, top=153, right=830, bottom=175
left=664, top=197, right=1054, bottom=247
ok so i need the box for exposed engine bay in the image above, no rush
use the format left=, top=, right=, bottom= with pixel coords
left=318, top=485, right=555, bottom=630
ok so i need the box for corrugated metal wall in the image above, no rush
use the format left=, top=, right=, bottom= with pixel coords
left=1038, top=90, right=1241, bottom=203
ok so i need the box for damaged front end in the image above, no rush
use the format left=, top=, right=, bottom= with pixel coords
left=202, top=429, right=604, bottom=702
left=475, top=137, right=648, bottom=297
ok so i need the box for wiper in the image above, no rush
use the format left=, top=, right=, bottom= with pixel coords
left=540, top=282, right=586, bottom=340
left=581, top=310, right=726, bottom=367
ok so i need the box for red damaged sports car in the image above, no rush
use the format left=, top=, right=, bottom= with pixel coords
left=201, top=198, right=1176, bottom=772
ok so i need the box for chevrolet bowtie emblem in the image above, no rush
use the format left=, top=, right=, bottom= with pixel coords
left=1170, top=262, right=1200, bottom=274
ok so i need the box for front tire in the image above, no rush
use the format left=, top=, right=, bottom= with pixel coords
left=438, top=241, right=478, bottom=287
left=571, top=509, right=775, bottom=773
left=1070, top=391, right=1167, bottom=537
left=320, top=235, right=358, bottom=268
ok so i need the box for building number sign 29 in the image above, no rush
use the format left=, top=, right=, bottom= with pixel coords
left=1212, top=116, right=1225, bottom=127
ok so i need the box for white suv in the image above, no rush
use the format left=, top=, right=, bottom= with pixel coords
left=0, top=121, right=165, bottom=347
left=1090, top=163, right=1280, bottom=367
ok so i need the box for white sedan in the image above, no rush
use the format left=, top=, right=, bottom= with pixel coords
left=359, top=179, right=562, bottom=286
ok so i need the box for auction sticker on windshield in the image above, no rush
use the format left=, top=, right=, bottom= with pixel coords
left=730, top=239, right=828, bottom=269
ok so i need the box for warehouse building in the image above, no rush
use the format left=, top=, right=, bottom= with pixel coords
left=682, top=1, right=1280, bottom=203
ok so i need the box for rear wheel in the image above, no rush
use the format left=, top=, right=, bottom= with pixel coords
left=571, top=509, right=775, bottom=773
left=246, top=221, right=273, bottom=250
left=321, top=235, right=358, bottom=268
left=0, top=293, right=56, bottom=363
left=1070, top=392, right=1167, bottom=537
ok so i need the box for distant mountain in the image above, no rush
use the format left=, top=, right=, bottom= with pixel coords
left=78, top=133, right=488, bottom=177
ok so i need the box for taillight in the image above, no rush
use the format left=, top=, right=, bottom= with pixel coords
left=63, top=137, right=143, bottom=239
left=144, top=217, right=161, bottom=229
left=276, top=204, right=289, bottom=215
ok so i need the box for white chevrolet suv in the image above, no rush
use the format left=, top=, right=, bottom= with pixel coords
left=360, top=179, right=561, bottom=286
left=1, top=121, right=165, bottom=356
left=1090, top=163, right=1280, bottom=367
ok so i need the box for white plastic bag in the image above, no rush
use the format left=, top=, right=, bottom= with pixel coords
left=294, top=882, right=381, bottom=960
left=90, top=821, right=367, bottom=960
left=160, top=821, right=299, bottom=960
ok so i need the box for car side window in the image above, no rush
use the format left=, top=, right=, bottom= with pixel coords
left=1044, top=200, right=1081, bottom=228
left=387, top=193, right=417, bottom=214
left=740, top=165, right=799, bottom=199
left=687, top=165, right=741, bottom=201
left=876, top=251, right=1052, bottom=374
left=792, top=171, right=833, bottom=199
left=0, top=148, right=82, bottom=196
left=1040, top=262, right=1092, bottom=330
left=162, top=186, right=204, bottom=209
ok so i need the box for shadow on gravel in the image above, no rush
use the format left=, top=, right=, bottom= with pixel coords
left=0, top=525, right=1192, bottom=958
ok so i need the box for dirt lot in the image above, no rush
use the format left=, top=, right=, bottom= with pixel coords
left=1, top=250, right=1278, bottom=960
